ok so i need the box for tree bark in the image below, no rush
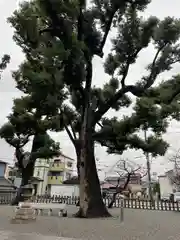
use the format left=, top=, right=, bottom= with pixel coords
left=11, top=161, right=34, bottom=205
left=73, top=52, right=110, bottom=217
left=75, top=104, right=111, bottom=218
left=11, top=134, right=45, bottom=205
left=75, top=145, right=81, bottom=207
left=75, top=141, right=81, bottom=180
left=75, top=140, right=110, bottom=218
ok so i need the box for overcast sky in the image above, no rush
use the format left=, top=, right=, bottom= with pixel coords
left=0, top=0, right=180, bottom=179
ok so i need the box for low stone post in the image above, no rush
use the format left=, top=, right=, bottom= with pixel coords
left=11, top=184, right=36, bottom=224
left=120, top=197, right=124, bottom=223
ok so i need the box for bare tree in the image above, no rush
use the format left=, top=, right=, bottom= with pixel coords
left=105, top=159, right=147, bottom=208
left=168, top=149, right=180, bottom=190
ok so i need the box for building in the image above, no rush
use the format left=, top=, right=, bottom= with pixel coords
left=158, top=169, right=180, bottom=197
left=47, top=154, right=75, bottom=195
left=0, top=161, right=16, bottom=196
left=104, top=173, right=141, bottom=186
left=57, top=176, right=79, bottom=197
left=6, top=165, right=19, bottom=181
left=33, top=158, right=50, bottom=195
left=6, top=165, right=43, bottom=195
left=141, top=178, right=159, bottom=198
left=0, top=160, right=9, bottom=178
left=103, top=173, right=142, bottom=196
left=5, top=153, right=75, bottom=196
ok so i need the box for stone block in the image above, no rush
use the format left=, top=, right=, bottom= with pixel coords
left=11, top=203, right=36, bottom=224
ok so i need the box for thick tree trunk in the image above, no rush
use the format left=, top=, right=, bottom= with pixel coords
left=75, top=146, right=81, bottom=207
left=75, top=140, right=110, bottom=218
left=75, top=103, right=111, bottom=217
left=11, top=162, right=34, bottom=205
left=11, top=134, right=45, bottom=205
left=74, top=54, right=110, bottom=217
left=75, top=144, right=81, bottom=180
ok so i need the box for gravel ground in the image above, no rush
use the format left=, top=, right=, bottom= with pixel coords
left=0, top=205, right=180, bottom=240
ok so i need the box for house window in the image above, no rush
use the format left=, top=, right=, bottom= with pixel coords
left=67, top=162, right=72, bottom=168
left=37, top=171, right=40, bottom=177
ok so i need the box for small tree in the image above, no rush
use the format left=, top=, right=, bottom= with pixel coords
left=105, top=159, right=147, bottom=208
left=168, top=149, right=180, bottom=190
left=0, top=95, right=60, bottom=204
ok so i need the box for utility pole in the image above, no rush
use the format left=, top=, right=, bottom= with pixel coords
left=144, top=129, right=154, bottom=203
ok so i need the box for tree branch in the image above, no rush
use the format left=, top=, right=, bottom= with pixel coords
left=97, top=121, right=103, bottom=128
left=77, top=1, right=84, bottom=42
left=69, top=122, right=77, bottom=140
left=93, top=45, right=167, bottom=125
left=81, top=55, right=93, bottom=122
left=92, top=85, right=135, bottom=125
left=60, top=110, right=76, bottom=146
left=166, top=87, right=180, bottom=104
left=140, top=170, right=148, bottom=179
left=143, top=44, right=167, bottom=89
left=64, top=125, right=75, bottom=145
left=19, top=134, right=31, bottom=147
left=108, top=171, right=131, bottom=208
left=15, top=147, right=24, bottom=169
left=40, top=0, right=71, bottom=49
left=95, top=6, right=118, bottom=57
left=122, top=172, right=131, bottom=191
left=39, top=27, right=55, bottom=35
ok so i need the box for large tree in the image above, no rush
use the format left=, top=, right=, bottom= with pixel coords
left=8, top=0, right=180, bottom=217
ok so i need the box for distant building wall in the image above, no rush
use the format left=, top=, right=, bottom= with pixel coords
left=105, top=173, right=142, bottom=186
left=158, top=175, right=174, bottom=196
left=33, top=159, right=50, bottom=195
left=50, top=184, right=79, bottom=197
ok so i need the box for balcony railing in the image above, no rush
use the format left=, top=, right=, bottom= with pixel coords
left=48, top=176, right=63, bottom=184
left=49, top=163, right=65, bottom=171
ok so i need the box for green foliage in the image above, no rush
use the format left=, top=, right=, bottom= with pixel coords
left=30, top=133, right=60, bottom=159
left=0, top=54, right=10, bottom=79
left=97, top=78, right=180, bottom=156
left=0, top=54, right=61, bottom=171
left=0, top=118, right=60, bottom=162
left=7, top=0, right=180, bottom=165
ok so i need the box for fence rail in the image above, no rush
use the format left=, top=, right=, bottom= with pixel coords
left=32, top=195, right=180, bottom=211
left=0, top=194, right=180, bottom=212
left=0, top=192, right=16, bottom=204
